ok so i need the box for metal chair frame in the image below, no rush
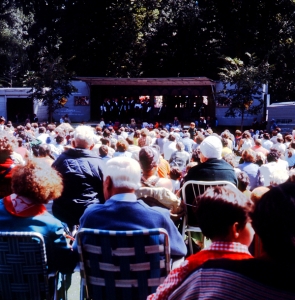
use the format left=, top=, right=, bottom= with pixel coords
left=181, top=180, right=237, bottom=254
left=0, top=231, right=64, bottom=300
left=77, top=228, right=171, bottom=300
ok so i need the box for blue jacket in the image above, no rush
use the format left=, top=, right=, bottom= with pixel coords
left=76, top=194, right=187, bottom=258
left=52, top=148, right=105, bottom=226
left=0, top=199, right=78, bottom=273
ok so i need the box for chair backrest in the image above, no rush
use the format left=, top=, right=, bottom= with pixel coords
left=0, top=232, right=50, bottom=300
left=181, top=180, right=237, bottom=231
left=77, top=228, right=171, bottom=300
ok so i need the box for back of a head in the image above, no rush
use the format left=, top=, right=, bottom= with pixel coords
left=242, top=148, right=256, bottom=163
left=254, top=138, right=262, bottom=146
left=139, top=146, right=160, bottom=172
left=141, top=128, right=149, bottom=137
left=235, top=130, right=242, bottom=136
left=250, top=186, right=270, bottom=204
left=0, top=132, right=17, bottom=154
left=195, top=133, right=205, bottom=145
left=38, top=126, right=46, bottom=134
left=103, top=129, right=111, bottom=137
left=199, top=135, right=222, bottom=159
left=242, top=131, right=251, bottom=139
left=38, top=144, right=51, bottom=157
left=238, top=171, right=250, bottom=191
left=168, top=134, right=176, bottom=142
left=251, top=182, right=295, bottom=262
left=267, top=149, right=280, bottom=162
left=170, top=166, right=182, bottom=180
left=126, top=136, right=134, bottom=145
left=104, top=157, right=141, bottom=190
left=101, top=137, right=110, bottom=146
left=11, top=159, right=62, bottom=204
left=99, top=145, right=108, bottom=157
left=195, top=185, right=253, bottom=241
left=221, top=137, right=229, bottom=148
left=74, top=125, right=95, bottom=149
left=176, top=141, right=184, bottom=151
left=269, top=169, right=289, bottom=187
left=116, top=139, right=128, bottom=152
left=55, top=134, right=65, bottom=144
left=223, top=153, right=238, bottom=168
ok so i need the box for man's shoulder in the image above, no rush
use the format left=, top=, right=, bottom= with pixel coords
left=81, top=202, right=107, bottom=218
left=137, top=199, right=170, bottom=216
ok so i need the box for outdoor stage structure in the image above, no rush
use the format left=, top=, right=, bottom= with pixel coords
left=75, top=77, right=216, bottom=123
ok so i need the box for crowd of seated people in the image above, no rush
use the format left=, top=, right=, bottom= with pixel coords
left=0, top=116, right=295, bottom=298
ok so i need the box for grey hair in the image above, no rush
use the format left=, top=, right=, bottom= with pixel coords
left=176, top=141, right=184, bottom=151
left=104, top=157, right=141, bottom=190
left=74, top=125, right=95, bottom=148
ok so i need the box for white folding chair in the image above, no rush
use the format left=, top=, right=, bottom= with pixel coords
left=181, top=180, right=237, bottom=254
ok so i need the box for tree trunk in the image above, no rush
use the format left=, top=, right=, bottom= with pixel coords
left=240, top=110, right=244, bottom=131
left=48, top=104, right=53, bottom=123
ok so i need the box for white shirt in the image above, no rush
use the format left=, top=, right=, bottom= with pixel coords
left=36, top=133, right=50, bottom=144
left=163, top=141, right=177, bottom=161
left=261, top=139, right=273, bottom=151
left=259, top=162, right=287, bottom=186
left=110, top=193, right=137, bottom=202
left=271, top=143, right=286, bottom=155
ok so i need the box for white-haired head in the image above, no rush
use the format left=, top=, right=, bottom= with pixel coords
left=269, top=169, right=289, bottom=187
left=73, top=125, right=95, bottom=149
left=104, top=157, right=141, bottom=190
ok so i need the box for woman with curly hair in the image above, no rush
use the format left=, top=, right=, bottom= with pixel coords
left=0, top=159, right=77, bottom=274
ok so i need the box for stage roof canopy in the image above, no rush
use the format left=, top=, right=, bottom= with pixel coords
left=75, top=77, right=215, bottom=86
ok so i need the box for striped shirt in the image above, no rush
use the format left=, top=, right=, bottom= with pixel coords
left=168, top=258, right=295, bottom=300
left=148, top=242, right=252, bottom=300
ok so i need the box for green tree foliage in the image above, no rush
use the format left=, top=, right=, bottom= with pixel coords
left=1, top=0, right=295, bottom=105
left=24, top=51, right=77, bottom=122
left=198, top=0, right=295, bottom=100
left=142, top=0, right=200, bottom=77
left=219, top=53, right=272, bottom=130
left=0, top=0, right=34, bottom=86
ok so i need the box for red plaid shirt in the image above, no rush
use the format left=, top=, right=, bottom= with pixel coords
left=148, top=242, right=252, bottom=300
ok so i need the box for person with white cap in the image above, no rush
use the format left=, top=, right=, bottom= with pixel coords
left=183, top=135, right=238, bottom=226
left=184, top=135, right=237, bottom=185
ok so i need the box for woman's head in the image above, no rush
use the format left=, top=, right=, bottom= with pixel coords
left=11, top=159, right=63, bottom=204
left=140, top=128, right=149, bottom=137
left=242, top=131, right=251, bottom=139
left=116, top=140, right=128, bottom=152
left=242, top=148, right=256, bottom=163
